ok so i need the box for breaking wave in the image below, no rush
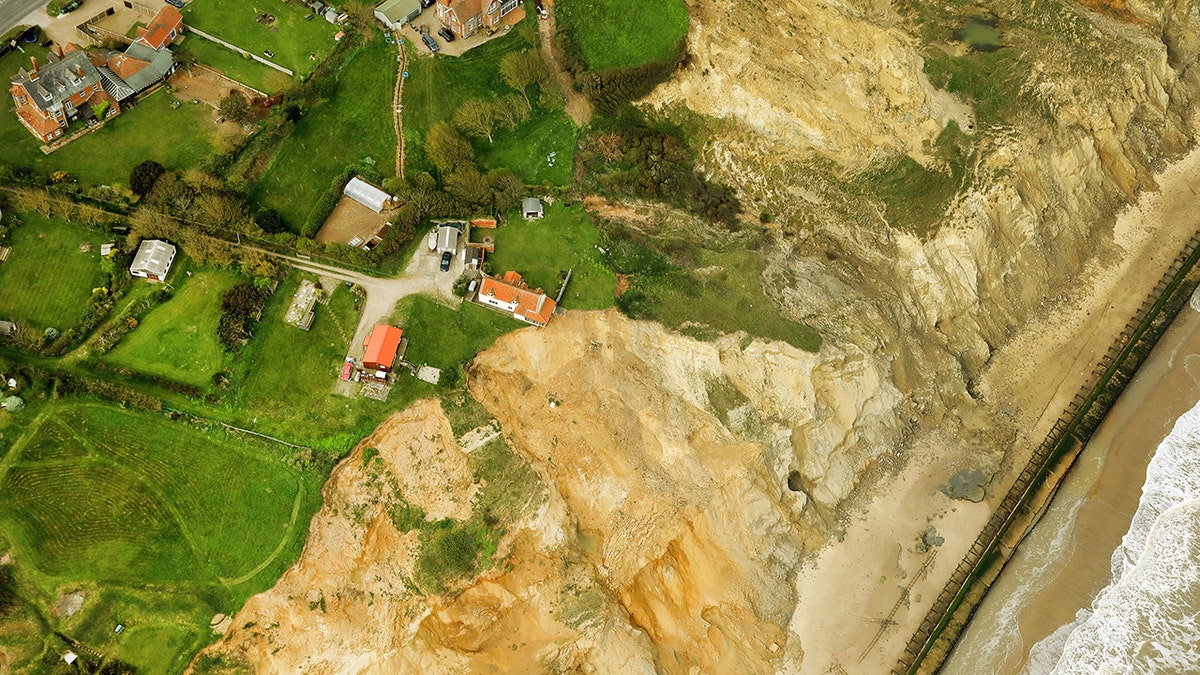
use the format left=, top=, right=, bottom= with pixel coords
left=1034, top=401, right=1200, bottom=674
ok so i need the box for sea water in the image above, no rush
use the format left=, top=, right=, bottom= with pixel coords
left=1028, top=401, right=1200, bottom=673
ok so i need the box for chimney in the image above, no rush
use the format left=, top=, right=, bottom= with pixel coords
left=29, top=57, right=38, bottom=80
left=57, top=44, right=64, bottom=58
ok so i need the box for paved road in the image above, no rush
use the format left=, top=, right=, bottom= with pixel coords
left=0, top=0, right=46, bottom=36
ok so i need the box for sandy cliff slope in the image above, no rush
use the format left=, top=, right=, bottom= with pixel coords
left=195, top=0, right=1200, bottom=671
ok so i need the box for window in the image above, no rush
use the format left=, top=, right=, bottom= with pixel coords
left=65, top=100, right=74, bottom=112
left=499, top=0, right=518, bottom=14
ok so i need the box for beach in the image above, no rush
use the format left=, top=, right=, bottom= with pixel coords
left=945, top=272, right=1200, bottom=672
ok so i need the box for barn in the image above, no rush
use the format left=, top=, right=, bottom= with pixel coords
left=362, top=325, right=404, bottom=372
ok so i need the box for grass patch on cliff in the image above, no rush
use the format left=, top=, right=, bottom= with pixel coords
left=389, top=297, right=519, bottom=386
left=0, top=401, right=323, bottom=674
left=604, top=228, right=822, bottom=352
left=409, top=436, right=542, bottom=594
left=555, top=0, right=688, bottom=70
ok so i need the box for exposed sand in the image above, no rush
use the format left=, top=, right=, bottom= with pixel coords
left=947, top=293, right=1200, bottom=672
left=945, top=144, right=1200, bottom=667
left=798, top=145, right=1200, bottom=672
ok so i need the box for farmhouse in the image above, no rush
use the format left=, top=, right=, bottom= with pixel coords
left=374, top=0, right=422, bottom=29
left=435, top=0, right=524, bottom=39
left=129, top=239, right=176, bottom=282
left=522, top=197, right=544, bottom=220
left=477, top=270, right=556, bottom=326
left=362, top=325, right=404, bottom=372
left=8, top=47, right=117, bottom=142
left=343, top=176, right=393, bottom=213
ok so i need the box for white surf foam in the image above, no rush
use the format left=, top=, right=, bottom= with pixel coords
left=1039, top=400, right=1200, bottom=674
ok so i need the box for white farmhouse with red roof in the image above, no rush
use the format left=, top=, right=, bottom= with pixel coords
left=477, top=271, right=556, bottom=326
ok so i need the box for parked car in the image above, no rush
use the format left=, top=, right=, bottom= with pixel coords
left=440, top=251, right=452, bottom=272
left=340, top=362, right=354, bottom=381
left=60, top=0, right=81, bottom=13
left=420, top=0, right=434, bottom=7
left=422, top=32, right=439, bottom=53
left=438, top=27, right=455, bottom=42
left=166, top=0, right=185, bottom=8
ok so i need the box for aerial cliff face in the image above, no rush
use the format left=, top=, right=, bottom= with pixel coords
left=195, top=0, right=1200, bottom=672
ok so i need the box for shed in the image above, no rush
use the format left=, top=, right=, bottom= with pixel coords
left=437, top=222, right=462, bottom=253
left=324, top=8, right=340, bottom=23
left=343, top=176, right=392, bottom=213
left=522, top=197, right=544, bottom=220
left=129, top=239, right=176, bottom=281
left=362, top=325, right=403, bottom=372
left=0, top=320, right=15, bottom=336
left=374, top=0, right=421, bottom=29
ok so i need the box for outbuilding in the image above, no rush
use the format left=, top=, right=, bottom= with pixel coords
left=0, top=320, right=15, bottom=337
left=343, top=176, right=393, bottom=213
left=129, top=239, right=176, bottom=281
left=522, top=197, right=544, bottom=220
left=437, top=222, right=462, bottom=253
left=362, top=325, right=404, bottom=372
left=374, top=0, right=422, bottom=29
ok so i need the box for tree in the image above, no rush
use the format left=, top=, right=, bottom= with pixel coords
left=492, top=94, right=531, bottom=132
left=218, top=91, right=251, bottom=124
left=487, top=168, right=525, bottom=212
left=1, top=396, right=24, bottom=412
left=424, top=122, right=475, bottom=175
left=444, top=169, right=492, bottom=208
left=452, top=98, right=497, bottom=143
left=196, top=191, right=247, bottom=232
left=499, top=50, right=549, bottom=105
left=130, top=160, right=166, bottom=197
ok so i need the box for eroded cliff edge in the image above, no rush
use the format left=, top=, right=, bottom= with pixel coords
left=193, top=0, right=1200, bottom=672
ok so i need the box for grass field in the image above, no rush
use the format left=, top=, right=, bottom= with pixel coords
left=389, top=297, right=518, bottom=376
left=485, top=204, right=615, bottom=310
left=105, top=268, right=243, bottom=389
left=230, top=272, right=393, bottom=448
left=251, top=36, right=398, bottom=230
left=0, top=214, right=107, bottom=330
left=183, top=35, right=288, bottom=94
left=0, top=402, right=322, bottom=673
left=476, top=110, right=576, bottom=185
left=0, top=72, right=216, bottom=186
left=555, top=0, right=688, bottom=70
left=183, top=0, right=339, bottom=78
left=401, top=24, right=575, bottom=183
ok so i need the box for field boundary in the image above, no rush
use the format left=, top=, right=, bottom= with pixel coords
left=187, top=26, right=294, bottom=76
left=896, top=228, right=1200, bottom=673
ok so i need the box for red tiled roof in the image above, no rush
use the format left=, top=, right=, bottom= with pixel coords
left=17, top=108, right=61, bottom=139
left=479, top=274, right=557, bottom=326
left=362, top=325, right=403, bottom=370
left=137, top=5, right=183, bottom=49
left=108, top=53, right=148, bottom=80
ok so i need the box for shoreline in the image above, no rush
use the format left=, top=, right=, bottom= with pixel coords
left=945, top=287, right=1200, bottom=673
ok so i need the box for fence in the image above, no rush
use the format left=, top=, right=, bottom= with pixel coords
left=895, top=228, right=1200, bottom=674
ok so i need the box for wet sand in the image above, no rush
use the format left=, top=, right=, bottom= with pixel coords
left=946, top=296, right=1200, bottom=672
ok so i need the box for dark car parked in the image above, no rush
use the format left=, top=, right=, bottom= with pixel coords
left=438, top=27, right=455, bottom=42
left=440, top=251, right=453, bottom=272
left=422, top=32, right=439, bottom=53
left=420, top=0, right=434, bottom=7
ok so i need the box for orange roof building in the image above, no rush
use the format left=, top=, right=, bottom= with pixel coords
left=135, top=5, right=183, bottom=50
left=362, top=325, right=404, bottom=371
left=477, top=271, right=556, bottom=326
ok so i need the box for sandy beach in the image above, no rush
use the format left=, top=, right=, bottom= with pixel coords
left=946, top=230, right=1200, bottom=669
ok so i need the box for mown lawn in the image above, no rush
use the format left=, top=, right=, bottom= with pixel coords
left=105, top=267, right=243, bottom=389
left=230, top=272, right=393, bottom=449
left=0, top=77, right=215, bottom=186
left=251, top=36, right=398, bottom=231
left=0, top=402, right=322, bottom=674
left=182, top=0, right=339, bottom=78
left=0, top=213, right=107, bottom=330
left=555, top=0, right=688, bottom=70
left=401, top=22, right=575, bottom=183
left=485, top=204, right=615, bottom=310
left=389, top=296, right=518, bottom=376
left=183, top=34, right=288, bottom=94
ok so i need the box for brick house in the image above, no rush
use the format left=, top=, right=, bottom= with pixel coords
left=477, top=270, right=556, bottom=326
left=8, top=47, right=117, bottom=142
left=435, top=0, right=524, bottom=39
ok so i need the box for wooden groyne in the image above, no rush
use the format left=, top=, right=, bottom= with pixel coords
left=895, top=229, right=1200, bottom=674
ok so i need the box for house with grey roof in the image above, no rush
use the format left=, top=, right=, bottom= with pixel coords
left=89, top=42, right=175, bottom=104
left=8, top=46, right=115, bottom=142
left=130, top=240, right=177, bottom=282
